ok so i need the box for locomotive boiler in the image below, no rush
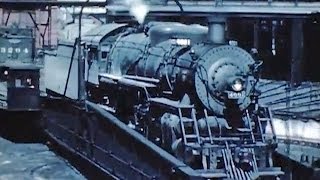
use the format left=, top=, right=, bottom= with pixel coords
left=83, top=21, right=282, bottom=179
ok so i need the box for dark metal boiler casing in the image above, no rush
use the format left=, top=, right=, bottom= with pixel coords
left=106, top=23, right=255, bottom=115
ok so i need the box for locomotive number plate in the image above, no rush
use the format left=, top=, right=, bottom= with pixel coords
left=227, top=91, right=245, bottom=99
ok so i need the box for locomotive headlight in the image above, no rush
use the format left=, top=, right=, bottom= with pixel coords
left=4, top=70, right=8, bottom=75
left=232, top=79, right=243, bottom=92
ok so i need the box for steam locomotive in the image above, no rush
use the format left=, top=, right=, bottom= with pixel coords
left=80, top=21, right=282, bottom=179
left=0, top=25, right=41, bottom=112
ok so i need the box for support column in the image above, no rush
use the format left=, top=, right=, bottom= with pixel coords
left=78, top=7, right=86, bottom=105
left=0, top=9, right=2, bottom=25
left=253, top=19, right=260, bottom=50
left=4, top=9, right=11, bottom=26
left=48, top=6, right=52, bottom=48
left=290, top=19, right=304, bottom=87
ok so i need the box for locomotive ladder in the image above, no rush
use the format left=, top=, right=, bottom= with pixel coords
left=257, top=106, right=277, bottom=142
left=245, top=109, right=256, bottom=143
left=203, top=109, right=214, bottom=144
left=178, top=107, right=201, bottom=147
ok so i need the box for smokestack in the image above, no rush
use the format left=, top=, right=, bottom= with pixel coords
left=208, top=16, right=226, bottom=44
left=124, top=0, right=149, bottom=24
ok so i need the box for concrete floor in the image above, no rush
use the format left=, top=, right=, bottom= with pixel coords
left=0, top=136, right=86, bottom=180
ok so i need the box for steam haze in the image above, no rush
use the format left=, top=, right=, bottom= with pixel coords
left=123, top=0, right=149, bottom=24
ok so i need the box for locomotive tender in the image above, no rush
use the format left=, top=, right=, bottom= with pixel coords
left=82, top=19, right=283, bottom=179
left=0, top=25, right=41, bottom=112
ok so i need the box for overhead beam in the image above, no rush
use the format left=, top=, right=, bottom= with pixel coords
left=106, top=1, right=320, bottom=19
left=0, top=0, right=107, bottom=10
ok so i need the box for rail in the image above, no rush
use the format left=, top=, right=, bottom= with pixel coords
left=277, top=136, right=320, bottom=148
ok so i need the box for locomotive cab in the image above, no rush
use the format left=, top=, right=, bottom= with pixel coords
left=0, top=65, right=40, bottom=111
